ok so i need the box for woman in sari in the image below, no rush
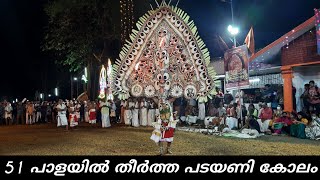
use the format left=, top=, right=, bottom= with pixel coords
left=272, top=112, right=293, bottom=135
left=290, top=112, right=308, bottom=139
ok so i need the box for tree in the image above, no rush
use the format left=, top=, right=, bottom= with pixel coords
left=42, top=0, right=120, bottom=99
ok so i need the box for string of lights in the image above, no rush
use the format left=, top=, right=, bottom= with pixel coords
left=120, top=0, right=135, bottom=45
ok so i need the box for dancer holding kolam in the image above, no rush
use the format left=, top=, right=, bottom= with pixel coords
left=68, top=101, right=78, bottom=129
left=150, top=99, right=178, bottom=155
left=88, top=103, right=97, bottom=124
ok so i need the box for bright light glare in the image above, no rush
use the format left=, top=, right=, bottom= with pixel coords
left=55, top=88, right=58, bottom=96
left=228, top=25, right=239, bottom=35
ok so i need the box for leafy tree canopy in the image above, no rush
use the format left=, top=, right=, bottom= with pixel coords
left=42, top=0, right=119, bottom=72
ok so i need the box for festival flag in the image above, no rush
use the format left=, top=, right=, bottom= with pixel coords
left=244, top=26, right=255, bottom=54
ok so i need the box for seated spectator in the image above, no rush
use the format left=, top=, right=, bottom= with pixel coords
left=207, top=103, right=219, bottom=117
left=257, top=103, right=273, bottom=133
left=305, top=111, right=320, bottom=140
left=225, top=103, right=238, bottom=130
left=290, top=112, right=308, bottom=139
left=248, top=115, right=261, bottom=133
left=272, top=112, right=293, bottom=135
left=218, top=102, right=226, bottom=117
left=247, top=104, right=258, bottom=119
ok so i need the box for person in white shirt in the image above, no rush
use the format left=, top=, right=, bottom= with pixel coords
left=5, top=103, right=13, bottom=125
left=56, top=99, right=68, bottom=131
left=68, top=101, right=78, bottom=129
left=218, top=102, right=226, bottom=117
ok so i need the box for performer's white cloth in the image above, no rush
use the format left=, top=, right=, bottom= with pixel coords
left=225, top=117, right=238, bottom=129
left=84, top=104, right=89, bottom=122
left=147, top=109, right=156, bottom=126
left=257, top=119, right=271, bottom=132
left=100, top=102, right=111, bottom=128
left=124, top=110, right=132, bottom=125
left=132, top=109, right=139, bottom=127
left=132, top=102, right=140, bottom=127
left=198, top=102, right=206, bottom=121
left=101, top=114, right=111, bottom=128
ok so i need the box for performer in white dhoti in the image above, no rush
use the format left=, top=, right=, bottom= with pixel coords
left=56, top=99, right=68, bottom=131
left=84, top=101, right=89, bottom=122
left=147, top=99, right=156, bottom=126
left=100, top=100, right=111, bottom=128
left=132, top=99, right=140, bottom=127
left=198, top=101, right=206, bottom=122
left=140, top=98, right=148, bottom=126
left=120, top=100, right=126, bottom=124
left=123, top=99, right=131, bottom=125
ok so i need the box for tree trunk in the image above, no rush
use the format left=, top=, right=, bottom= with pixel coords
left=87, top=59, right=92, bottom=100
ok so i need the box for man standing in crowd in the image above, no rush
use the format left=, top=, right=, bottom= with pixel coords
left=56, top=99, right=68, bottom=131
left=309, top=80, right=320, bottom=115
left=16, top=102, right=24, bottom=124
left=224, top=91, right=234, bottom=105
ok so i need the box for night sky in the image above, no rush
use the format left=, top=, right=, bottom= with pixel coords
left=0, top=0, right=319, bottom=100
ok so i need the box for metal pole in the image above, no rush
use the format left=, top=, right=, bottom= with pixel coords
left=238, top=76, right=242, bottom=128
left=230, top=0, right=234, bottom=25
left=77, top=80, right=79, bottom=98
left=71, top=76, right=73, bottom=99
left=230, top=0, right=237, bottom=47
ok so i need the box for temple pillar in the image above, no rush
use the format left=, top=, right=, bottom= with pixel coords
left=281, top=66, right=294, bottom=112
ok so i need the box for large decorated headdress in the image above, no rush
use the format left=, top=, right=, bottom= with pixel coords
left=112, top=2, right=216, bottom=102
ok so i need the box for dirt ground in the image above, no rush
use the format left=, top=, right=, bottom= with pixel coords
left=0, top=123, right=320, bottom=156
